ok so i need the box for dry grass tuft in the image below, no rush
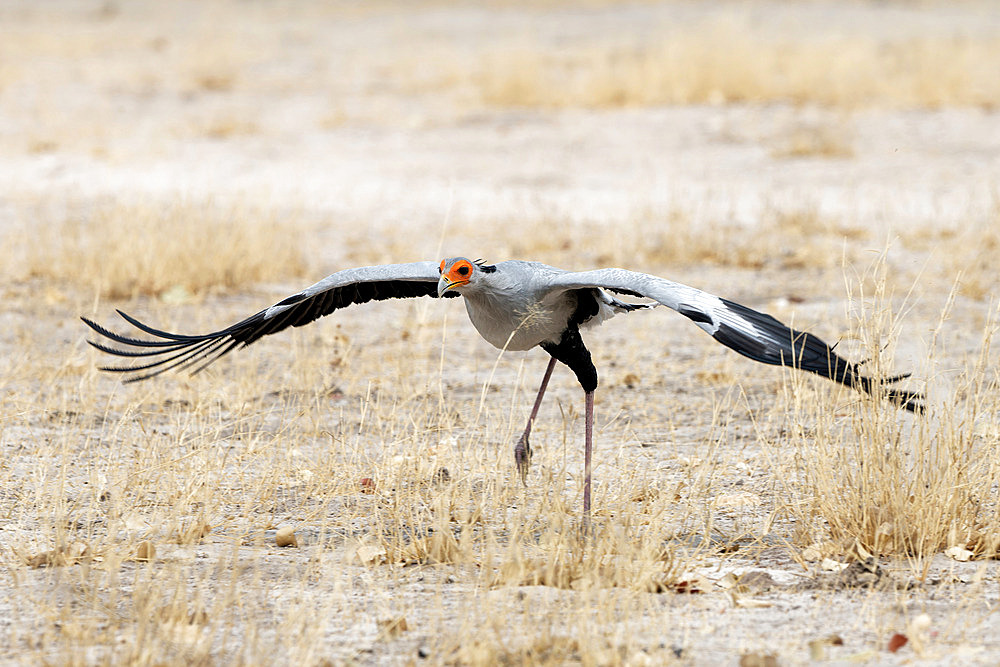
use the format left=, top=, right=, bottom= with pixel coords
left=772, top=254, right=1000, bottom=561
left=491, top=521, right=680, bottom=592
left=10, top=200, right=308, bottom=300
left=448, top=629, right=585, bottom=666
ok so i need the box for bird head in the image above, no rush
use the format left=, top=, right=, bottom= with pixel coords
left=437, top=257, right=477, bottom=296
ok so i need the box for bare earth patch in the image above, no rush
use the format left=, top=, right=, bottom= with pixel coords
left=2, top=1, right=1000, bottom=665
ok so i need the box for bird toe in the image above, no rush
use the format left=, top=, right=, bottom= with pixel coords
left=514, top=436, right=532, bottom=486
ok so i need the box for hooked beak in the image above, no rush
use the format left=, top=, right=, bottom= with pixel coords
left=437, top=275, right=459, bottom=297
left=438, top=274, right=470, bottom=297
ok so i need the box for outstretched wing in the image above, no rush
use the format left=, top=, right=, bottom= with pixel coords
left=82, top=261, right=457, bottom=383
left=545, top=268, right=923, bottom=413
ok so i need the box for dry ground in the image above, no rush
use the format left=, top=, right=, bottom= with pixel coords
left=2, top=1, right=1000, bottom=665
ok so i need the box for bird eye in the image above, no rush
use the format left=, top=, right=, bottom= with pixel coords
left=458, top=265, right=470, bottom=276
left=438, top=261, right=445, bottom=274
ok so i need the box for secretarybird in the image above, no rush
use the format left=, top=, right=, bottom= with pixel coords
left=82, top=258, right=923, bottom=518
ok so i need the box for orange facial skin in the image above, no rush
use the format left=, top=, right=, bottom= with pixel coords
left=441, top=259, right=474, bottom=289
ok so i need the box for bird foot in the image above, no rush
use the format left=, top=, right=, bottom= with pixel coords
left=514, top=435, right=532, bottom=486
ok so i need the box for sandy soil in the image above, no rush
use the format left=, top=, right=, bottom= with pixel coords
left=2, top=1, right=1000, bottom=665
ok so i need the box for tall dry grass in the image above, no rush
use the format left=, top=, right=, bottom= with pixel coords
left=765, top=253, right=1000, bottom=566
left=8, top=200, right=308, bottom=300
left=474, top=21, right=1000, bottom=110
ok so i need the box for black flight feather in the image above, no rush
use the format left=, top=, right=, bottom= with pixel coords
left=82, top=279, right=457, bottom=382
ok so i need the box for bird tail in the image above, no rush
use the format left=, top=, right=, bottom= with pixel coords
left=829, top=361, right=924, bottom=414
left=711, top=298, right=924, bottom=414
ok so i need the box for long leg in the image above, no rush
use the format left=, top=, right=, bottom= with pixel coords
left=540, top=327, right=598, bottom=522
left=514, top=356, right=557, bottom=485
left=583, top=390, right=594, bottom=524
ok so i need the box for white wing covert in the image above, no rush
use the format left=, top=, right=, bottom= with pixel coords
left=544, top=268, right=922, bottom=412
left=82, top=262, right=457, bottom=382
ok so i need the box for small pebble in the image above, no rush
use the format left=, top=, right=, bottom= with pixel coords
left=135, top=540, right=156, bottom=561
left=275, top=527, right=298, bottom=548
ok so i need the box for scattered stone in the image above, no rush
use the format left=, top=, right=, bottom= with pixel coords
left=804, top=557, right=897, bottom=591
left=911, top=614, right=931, bottom=633
left=135, top=540, right=156, bottom=562
left=738, top=571, right=777, bottom=592
left=820, top=558, right=848, bottom=572
left=808, top=640, right=825, bottom=661
left=719, top=570, right=778, bottom=593
left=945, top=545, right=974, bottom=562
left=667, top=574, right=710, bottom=594
left=739, top=652, right=778, bottom=667
left=808, top=635, right=844, bottom=661
left=275, top=526, right=298, bottom=548
left=801, top=546, right=822, bottom=562
left=354, top=544, right=387, bottom=566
